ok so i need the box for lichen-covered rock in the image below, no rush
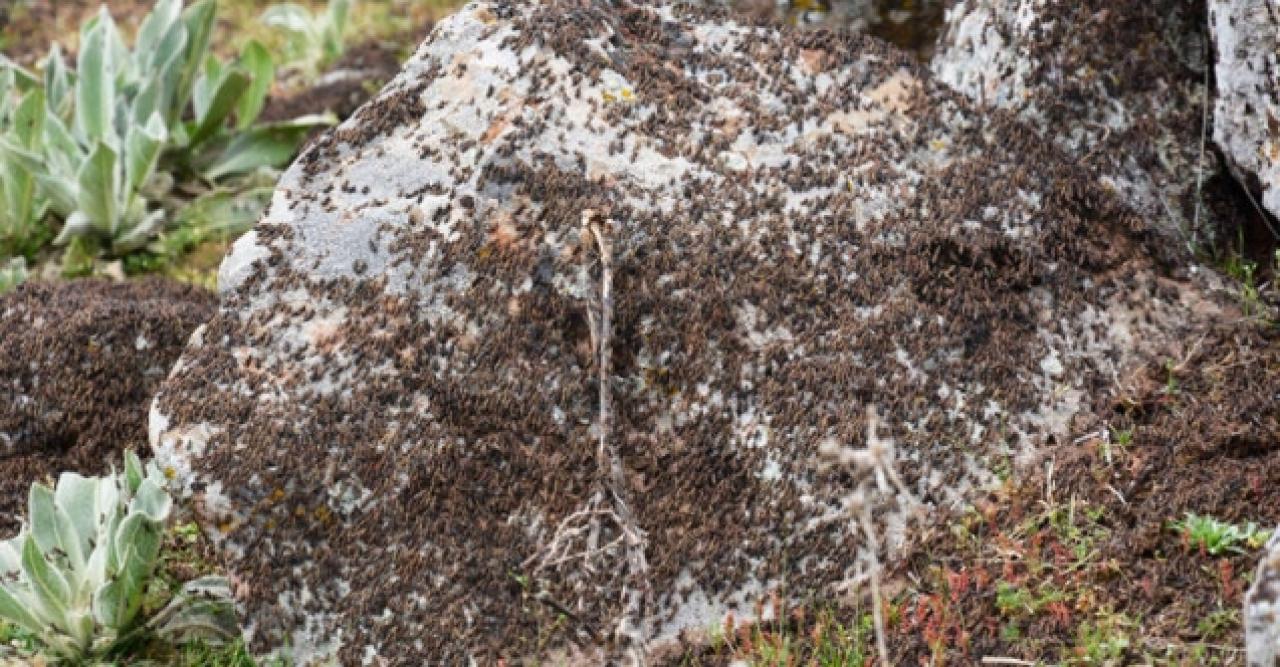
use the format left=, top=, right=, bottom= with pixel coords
left=1210, top=0, right=1280, bottom=224
left=0, top=278, right=215, bottom=532
left=151, top=2, right=1224, bottom=663
left=932, top=0, right=1218, bottom=248
left=1249, top=528, right=1280, bottom=666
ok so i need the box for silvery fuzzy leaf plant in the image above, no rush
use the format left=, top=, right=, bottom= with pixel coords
left=0, top=0, right=331, bottom=259
left=0, top=63, right=50, bottom=259
left=262, top=0, right=356, bottom=79
left=0, top=452, right=238, bottom=662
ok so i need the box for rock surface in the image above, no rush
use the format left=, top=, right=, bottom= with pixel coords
left=151, top=2, right=1223, bottom=663
left=1250, top=527, right=1280, bottom=667
left=1210, top=0, right=1280, bottom=225
left=932, top=0, right=1219, bottom=249
left=0, top=278, right=215, bottom=532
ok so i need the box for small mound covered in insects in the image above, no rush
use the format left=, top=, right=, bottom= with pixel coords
left=887, top=318, right=1280, bottom=664
left=151, top=0, right=1231, bottom=662
left=0, top=278, right=215, bottom=533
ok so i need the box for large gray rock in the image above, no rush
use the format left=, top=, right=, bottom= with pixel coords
left=933, top=0, right=1218, bottom=249
left=1249, top=528, right=1280, bottom=666
left=150, top=1, right=1224, bottom=663
left=1210, top=0, right=1280, bottom=224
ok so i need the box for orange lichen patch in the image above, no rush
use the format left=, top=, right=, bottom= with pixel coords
left=829, top=70, right=922, bottom=134
left=487, top=213, right=521, bottom=250
left=482, top=104, right=521, bottom=144
left=304, top=315, right=346, bottom=352
left=798, top=48, right=828, bottom=74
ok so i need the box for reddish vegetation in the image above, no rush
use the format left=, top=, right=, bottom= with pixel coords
left=887, top=318, right=1279, bottom=664
left=674, top=315, right=1279, bottom=665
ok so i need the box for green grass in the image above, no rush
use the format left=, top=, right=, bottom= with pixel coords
left=173, top=639, right=288, bottom=667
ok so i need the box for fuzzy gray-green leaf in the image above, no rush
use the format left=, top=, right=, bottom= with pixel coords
left=0, top=582, right=44, bottom=637
left=21, top=534, right=71, bottom=633
left=75, top=140, right=120, bottom=237
left=124, top=451, right=144, bottom=493
left=54, top=473, right=102, bottom=562
left=29, top=482, right=85, bottom=577
left=74, top=9, right=117, bottom=147
left=125, top=112, right=166, bottom=196
left=203, top=114, right=333, bottom=179
left=234, top=41, right=273, bottom=130
left=173, top=0, right=216, bottom=126
left=190, top=67, right=250, bottom=147
left=43, top=45, right=72, bottom=115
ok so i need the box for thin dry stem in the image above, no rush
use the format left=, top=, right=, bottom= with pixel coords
left=587, top=212, right=651, bottom=665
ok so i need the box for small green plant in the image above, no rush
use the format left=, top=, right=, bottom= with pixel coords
left=1100, top=427, right=1133, bottom=465
left=0, top=451, right=237, bottom=662
left=1223, top=254, right=1261, bottom=316
left=262, top=0, right=356, bottom=78
left=1161, top=359, right=1180, bottom=394
left=1169, top=512, right=1272, bottom=556
left=1073, top=611, right=1131, bottom=664
left=1195, top=608, right=1239, bottom=640
left=995, top=582, right=1037, bottom=618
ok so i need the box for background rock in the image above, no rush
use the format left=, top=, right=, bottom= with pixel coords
left=1249, top=528, right=1280, bottom=667
left=152, top=2, right=1223, bottom=662
left=1210, top=0, right=1280, bottom=226
left=0, top=278, right=215, bottom=532
left=932, top=0, right=1231, bottom=251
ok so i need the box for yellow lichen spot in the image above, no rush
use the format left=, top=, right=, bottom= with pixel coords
left=218, top=520, right=235, bottom=535
left=930, top=138, right=947, bottom=151
left=295, top=505, right=306, bottom=518
left=602, top=87, right=635, bottom=104
left=163, top=466, right=177, bottom=480
left=314, top=505, right=334, bottom=525
left=270, top=487, right=285, bottom=503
